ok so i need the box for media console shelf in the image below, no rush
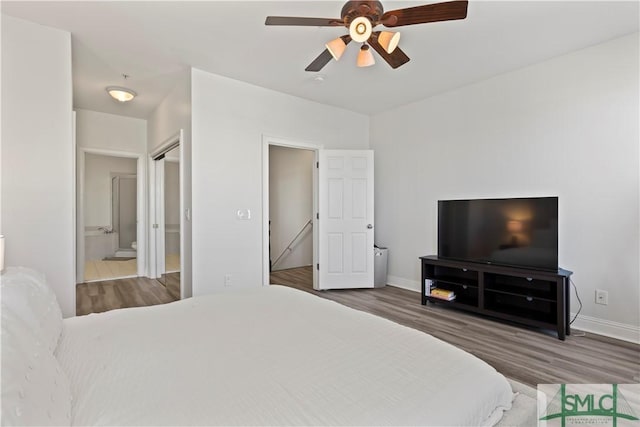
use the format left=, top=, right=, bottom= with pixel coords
left=419, top=255, right=573, bottom=340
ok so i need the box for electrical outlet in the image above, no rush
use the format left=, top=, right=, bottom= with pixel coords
left=595, top=289, right=608, bottom=305
left=224, top=274, right=232, bottom=287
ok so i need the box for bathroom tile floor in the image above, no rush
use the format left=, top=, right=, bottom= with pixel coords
left=84, top=253, right=181, bottom=282
left=84, top=259, right=137, bottom=282
left=165, top=253, right=180, bottom=272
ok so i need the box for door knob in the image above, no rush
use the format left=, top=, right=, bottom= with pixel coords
left=367, top=224, right=373, bottom=229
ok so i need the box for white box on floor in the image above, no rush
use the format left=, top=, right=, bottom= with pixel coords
left=374, top=247, right=388, bottom=288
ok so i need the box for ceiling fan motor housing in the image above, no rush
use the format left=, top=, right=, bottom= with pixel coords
left=340, top=1, right=384, bottom=27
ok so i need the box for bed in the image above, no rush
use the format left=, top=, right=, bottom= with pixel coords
left=1, top=267, right=514, bottom=426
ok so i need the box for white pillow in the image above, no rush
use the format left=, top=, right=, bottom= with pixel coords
left=1, top=307, right=72, bottom=426
left=0, top=267, right=63, bottom=352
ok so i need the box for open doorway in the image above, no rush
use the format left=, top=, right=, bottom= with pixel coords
left=263, top=143, right=376, bottom=291
left=262, top=137, right=320, bottom=290
left=78, top=151, right=142, bottom=282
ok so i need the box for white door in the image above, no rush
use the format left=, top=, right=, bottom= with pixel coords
left=318, top=150, right=374, bottom=290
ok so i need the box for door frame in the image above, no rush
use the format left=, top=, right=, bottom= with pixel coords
left=76, top=147, right=146, bottom=283
left=262, top=135, right=322, bottom=289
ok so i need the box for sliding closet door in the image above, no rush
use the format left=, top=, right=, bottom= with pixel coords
left=153, top=144, right=181, bottom=299
left=155, top=157, right=166, bottom=285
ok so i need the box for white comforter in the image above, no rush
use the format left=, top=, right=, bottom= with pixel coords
left=56, top=285, right=513, bottom=426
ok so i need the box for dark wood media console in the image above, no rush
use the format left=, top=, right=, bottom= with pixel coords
left=419, top=255, right=573, bottom=340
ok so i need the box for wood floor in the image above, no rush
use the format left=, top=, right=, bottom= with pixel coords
left=76, top=277, right=178, bottom=316
left=162, top=272, right=180, bottom=300
left=77, top=266, right=639, bottom=388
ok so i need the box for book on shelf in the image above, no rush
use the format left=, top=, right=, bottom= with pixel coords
left=429, top=293, right=456, bottom=301
left=430, top=288, right=455, bottom=299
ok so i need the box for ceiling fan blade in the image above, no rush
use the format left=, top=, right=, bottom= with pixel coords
left=380, top=0, right=468, bottom=27
left=305, top=35, right=352, bottom=72
left=305, top=49, right=334, bottom=72
left=265, top=16, right=343, bottom=27
left=369, top=33, right=410, bottom=69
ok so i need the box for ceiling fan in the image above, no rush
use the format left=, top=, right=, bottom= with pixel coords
left=265, top=0, right=468, bottom=72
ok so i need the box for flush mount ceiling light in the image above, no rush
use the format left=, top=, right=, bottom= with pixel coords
left=106, top=86, right=136, bottom=102
left=265, top=0, right=469, bottom=71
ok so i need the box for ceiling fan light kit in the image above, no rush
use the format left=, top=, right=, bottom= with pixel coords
left=265, top=0, right=468, bottom=72
left=349, top=16, right=373, bottom=42
left=378, top=31, right=401, bottom=54
left=357, top=44, right=375, bottom=67
left=326, top=37, right=348, bottom=61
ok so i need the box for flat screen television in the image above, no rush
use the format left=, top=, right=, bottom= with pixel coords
left=438, top=197, right=558, bottom=272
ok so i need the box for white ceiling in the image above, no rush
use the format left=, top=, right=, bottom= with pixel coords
left=2, top=1, right=638, bottom=119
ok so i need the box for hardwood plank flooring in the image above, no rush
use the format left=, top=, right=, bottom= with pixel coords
left=162, top=272, right=181, bottom=300
left=77, top=267, right=639, bottom=389
left=76, top=277, right=178, bottom=316
left=271, top=266, right=640, bottom=388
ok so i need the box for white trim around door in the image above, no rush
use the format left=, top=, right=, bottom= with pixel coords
left=76, top=147, right=147, bottom=283
left=262, top=135, right=322, bottom=289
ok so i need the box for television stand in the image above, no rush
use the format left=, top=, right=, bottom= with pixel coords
left=419, top=255, right=573, bottom=340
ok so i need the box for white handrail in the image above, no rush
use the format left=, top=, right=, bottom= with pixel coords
left=272, top=219, right=313, bottom=268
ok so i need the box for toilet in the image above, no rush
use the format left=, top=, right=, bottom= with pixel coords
left=131, top=241, right=137, bottom=250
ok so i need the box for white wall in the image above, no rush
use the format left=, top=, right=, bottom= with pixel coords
left=76, top=109, right=146, bottom=153
left=84, top=153, right=137, bottom=227
left=147, top=69, right=192, bottom=298
left=370, top=34, right=639, bottom=341
left=269, top=146, right=314, bottom=271
left=191, top=69, right=369, bottom=295
left=1, top=16, right=75, bottom=317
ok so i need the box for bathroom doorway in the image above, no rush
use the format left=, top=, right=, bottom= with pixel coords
left=78, top=151, right=143, bottom=282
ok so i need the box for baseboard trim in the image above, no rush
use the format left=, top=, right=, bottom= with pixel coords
left=386, top=275, right=640, bottom=344
left=80, top=274, right=138, bottom=284
left=569, top=314, right=640, bottom=344
left=386, top=275, right=421, bottom=293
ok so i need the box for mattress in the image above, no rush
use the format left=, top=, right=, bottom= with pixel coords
left=56, top=285, right=513, bottom=426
